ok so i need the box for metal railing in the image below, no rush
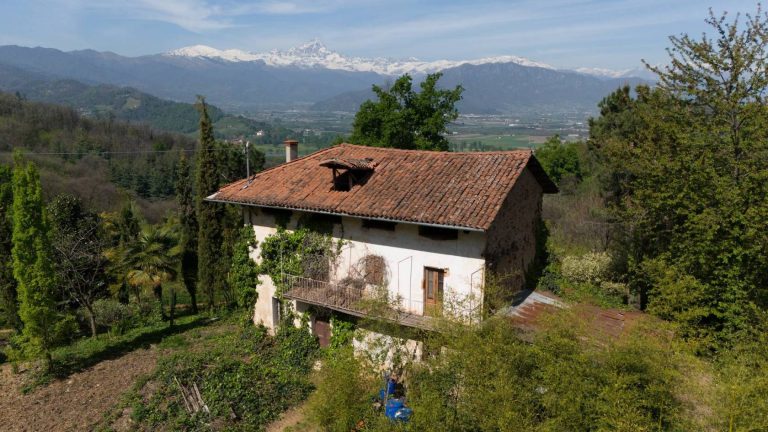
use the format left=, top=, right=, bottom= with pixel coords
left=284, top=275, right=367, bottom=315
left=283, top=275, right=483, bottom=329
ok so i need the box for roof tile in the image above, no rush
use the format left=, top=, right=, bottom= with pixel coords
left=209, top=143, right=556, bottom=231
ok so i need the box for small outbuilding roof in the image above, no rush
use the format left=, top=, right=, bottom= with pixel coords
left=208, top=143, right=557, bottom=231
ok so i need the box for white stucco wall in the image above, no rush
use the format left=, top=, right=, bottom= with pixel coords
left=243, top=207, right=487, bottom=331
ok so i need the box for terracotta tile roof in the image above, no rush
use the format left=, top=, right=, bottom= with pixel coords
left=208, top=143, right=557, bottom=231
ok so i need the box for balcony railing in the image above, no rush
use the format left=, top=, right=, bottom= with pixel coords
left=283, top=275, right=435, bottom=329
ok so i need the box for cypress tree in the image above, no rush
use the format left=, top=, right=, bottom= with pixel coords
left=195, top=97, right=225, bottom=310
left=176, top=152, right=199, bottom=313
left=11, top=154, right=58, bottom=365
left=0, top=164, right=21, bottom=331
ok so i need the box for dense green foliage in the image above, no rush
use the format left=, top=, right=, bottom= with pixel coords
left=349, top=73, right=463, bottom=151
left=228, top=226, right=260, bottom=308
left=0, top=163, right=20, bottom=330
left=11, top=155, right=59, bottom=364
left=310, top=314, right=693, bottom=432
left=308, top=346, right=379, bottom=431
left=589, top=9, right=768, bottom=352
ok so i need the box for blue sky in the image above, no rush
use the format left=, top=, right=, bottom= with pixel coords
left=0, top=0, right=759, bottom=70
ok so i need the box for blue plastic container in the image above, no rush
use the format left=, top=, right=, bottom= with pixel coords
left=385, top=398, right=405, bottom=419
left=387, top=379, right=396, bottom=396
left=394, top=407, right=413, bottom=422
left=379, top=379, right=397, bottom=401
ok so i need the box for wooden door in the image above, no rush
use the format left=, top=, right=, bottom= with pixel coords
left=313, top=318, right=331, bottom=348
left=423, top=267, right=444, bottom=316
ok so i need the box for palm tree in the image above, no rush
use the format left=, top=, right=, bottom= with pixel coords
left=119, top=225, right=181, bottom=325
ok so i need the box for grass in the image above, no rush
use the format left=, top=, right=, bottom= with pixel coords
left=25, top=314, right=212, bottom=391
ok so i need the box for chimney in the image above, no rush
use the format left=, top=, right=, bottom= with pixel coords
left=284, top=139, right=298, bottom=163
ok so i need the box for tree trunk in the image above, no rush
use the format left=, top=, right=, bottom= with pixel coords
left=169, top=288, right=177, bottom=327
left=186, top=281, right=198, bottom=314
left=154, top=284, right=166, bottom=320
left=85, top=304, right=97, bottom=337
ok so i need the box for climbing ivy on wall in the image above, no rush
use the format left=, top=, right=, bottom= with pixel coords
left=258, top=228, right=344, bottom=296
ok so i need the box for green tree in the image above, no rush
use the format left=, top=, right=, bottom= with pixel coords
left=349, top=73, right=463, bottom=151
left=195, top=96, right=226, bottom=311
left=118, top=225, right=181, bottom=324
left=11, top=154, right=58, bottom=365
left=175, top=153, right=198, bottom=313
left=535, top=135, right=583, bottom=185
left=0, top=163, right=21, bottom=330
left=227, top=226, right=260, bottom=308
left=590, top=7, right=768, bottom=351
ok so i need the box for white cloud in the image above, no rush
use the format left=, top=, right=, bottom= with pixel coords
left=59, top=0, right=361, bottom=33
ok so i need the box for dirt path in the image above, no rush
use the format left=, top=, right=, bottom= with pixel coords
left=265, top=401, right=318, bottom=432
left=0, top=345, right=160, bottom=432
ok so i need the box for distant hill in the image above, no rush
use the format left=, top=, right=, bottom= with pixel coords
left=0, top=62, right=294, bottom=141
left=0, top=91, right=196, bottom=220
left=0, top=44, right=650, bottom=114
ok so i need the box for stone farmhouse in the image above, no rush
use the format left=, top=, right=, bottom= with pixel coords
left=207, top=140, right=557, bottom=346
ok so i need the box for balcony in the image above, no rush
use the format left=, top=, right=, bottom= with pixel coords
left=283, top=275, right=435, bottom=330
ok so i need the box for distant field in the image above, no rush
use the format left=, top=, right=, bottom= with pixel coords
left=253, top=133, right=556, bottom=168
left=448, top=133, right=549, bottom=151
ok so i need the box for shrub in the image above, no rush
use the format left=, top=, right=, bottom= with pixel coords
left=561, top=251, right=612, bottom=284
left=92, top=298, right=137, bottom=334
left=307, top=347, right=378, bottom=432
left=51, top=314, right=80, bottom=346
left=329, top=316, right=355, bottom=349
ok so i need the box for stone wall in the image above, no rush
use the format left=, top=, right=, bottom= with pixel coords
left=484, top=167, right=545, bottom=293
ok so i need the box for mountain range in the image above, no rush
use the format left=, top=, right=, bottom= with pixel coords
left=0, top=40, right=651, bottom=114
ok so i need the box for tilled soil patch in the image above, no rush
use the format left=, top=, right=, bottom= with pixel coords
left=0, top=345, right=160, bottom=432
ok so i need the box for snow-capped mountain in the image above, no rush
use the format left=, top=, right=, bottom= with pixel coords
left=0, top=43, right=650, bottom=114
left=574, top=66, right=657, bottom=81
left=166, top=38, right=555, bottom=76
left=574, top=67, right=632, bottom=79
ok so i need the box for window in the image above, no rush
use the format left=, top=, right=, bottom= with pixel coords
left=261, top=207, right=292, bottom=227
left=362, top=219, right=396, bottom=231
left=418, top=225, right=458, bottom=241
left=332, top=169, right=372, bottom=191
left=363, top=255, right=387, bottom=285
left=297, top=213, right=341, bottom=234
left=423, top=267, right=445, bottom=316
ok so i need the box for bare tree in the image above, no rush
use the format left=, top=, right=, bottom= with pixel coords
left=49, top=195, right=109, bottom=337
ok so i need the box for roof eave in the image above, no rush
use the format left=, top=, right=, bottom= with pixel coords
left=204, top=195, right=487, bottom=232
